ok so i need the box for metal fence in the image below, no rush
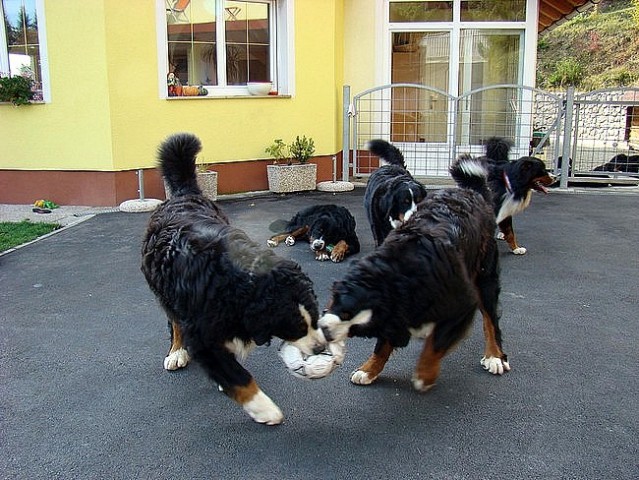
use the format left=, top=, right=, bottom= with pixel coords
left=342, top=84, right=639, bottom=187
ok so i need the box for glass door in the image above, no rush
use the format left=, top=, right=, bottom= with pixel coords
left=457, top=29, right=523, bottom=145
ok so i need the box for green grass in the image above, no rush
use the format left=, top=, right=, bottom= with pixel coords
left=0, top=221, right=60, bottom=253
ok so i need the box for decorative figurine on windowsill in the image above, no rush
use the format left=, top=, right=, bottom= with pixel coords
left=167, top=72, right=182, bottom=97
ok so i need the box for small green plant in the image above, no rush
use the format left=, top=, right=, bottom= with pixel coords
left=0, top=73, right=35, bottom=106
left=265, top=138, right=289, bottom=164
left=288, top=135, right=315, bottom=164
left=547, top=58, right=584, bottom=88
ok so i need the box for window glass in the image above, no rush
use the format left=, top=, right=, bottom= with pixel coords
left=1, top=0, right=42, bottom=99
left=460, top=0, right=526, bottom=22
left=165, top=0, right=272, bottom=93
left=389, top=1, right=453, bottom=23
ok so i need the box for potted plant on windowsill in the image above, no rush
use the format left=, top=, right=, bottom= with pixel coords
left=266, top=136, right=317, bottom=193
left=0, top=72, right=35, bottom=106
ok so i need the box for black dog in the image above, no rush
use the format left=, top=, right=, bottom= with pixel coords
left=594, top=153, right=639, bottom=174
left=364, top=139, right=427, bottom=246
left=481, top=137, right=554, bottom=255
left=267, top=204, right=360, bottom=262
left=141, top=133, right=327, bottom=425
left=319, top=155, right=509, bottom=391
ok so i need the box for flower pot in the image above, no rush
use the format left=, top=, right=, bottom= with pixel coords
left=164, top=171, right=218, bottom=200
left=267, top=163, right=317, bottom=193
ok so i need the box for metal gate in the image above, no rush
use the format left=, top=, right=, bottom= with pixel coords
left=343, top=84, right=639, bottom=187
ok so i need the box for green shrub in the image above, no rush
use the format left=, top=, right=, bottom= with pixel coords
left=547, top=59, right=584, bottom=88
left=0, top=74, right=34, bottom=106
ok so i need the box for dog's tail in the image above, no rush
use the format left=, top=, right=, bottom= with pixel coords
left=450, top=154, right=492, bottom=203
left=484, top=136, right=512, bottom=162
left=158, top=133, right=203, bottom=197
left=366, top=139, right=406, bottom=169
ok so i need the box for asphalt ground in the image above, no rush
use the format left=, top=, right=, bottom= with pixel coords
left=1, top=187, right=637, bottom=479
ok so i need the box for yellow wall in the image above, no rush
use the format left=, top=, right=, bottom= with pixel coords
left=0, top=0, right=344, bottom=172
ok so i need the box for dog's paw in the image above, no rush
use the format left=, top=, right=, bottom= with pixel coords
left=496, top=232, right=505, bottom=240
left=480, top=356, right=511, bottom=375
left=330, top=252, right=344, bottom=263
left=267, top=239, right=277, bottom=248
left=315, top=252, right=330, bottom=261
left=164, top=348, right=190, bottom=370
left=411, top=377, right=436, bottom=393
left=512, top=246, right=527, bottom=255
left=350, top=369, right=377, bottom=385
left=285, top=236, right=295, bottom=246
left=243, top=391, right=284, bottom=426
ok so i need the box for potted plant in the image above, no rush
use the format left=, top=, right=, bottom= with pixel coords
left=195, top=164, right=218, bottom=200
left=164, top=163, right=218, bottom=201
left=0, top=72, right=35, bottom=106
left=266, top=136, right=317, bottom=193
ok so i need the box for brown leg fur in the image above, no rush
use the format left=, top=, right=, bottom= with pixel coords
left=498, top=217, right=519, bottom=251
left=351, top=339, right=393, bottom=385
left=267, top=226, right=309, bottom=246
left=330, top=240, right=349, bottom=262
left=412, top=334, right=446, bottom=392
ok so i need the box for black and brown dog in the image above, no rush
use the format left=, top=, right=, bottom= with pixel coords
left=319, top=155, right=509, bottom=391
left=267, top=204, right=360, bottom=262
left=141, top=133, right=327, bottom=425
left=364, top=139, right=427, bottom=246
left=481, top=137, right=555, bottom=255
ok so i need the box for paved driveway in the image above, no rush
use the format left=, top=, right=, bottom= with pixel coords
left=1, top=187, right=637, bottom=479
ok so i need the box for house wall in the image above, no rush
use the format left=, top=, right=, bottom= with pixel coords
left=0, top=0, right=343, bottom=205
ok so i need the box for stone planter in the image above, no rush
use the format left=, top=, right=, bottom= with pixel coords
left=267, top=163, right=317, bottom=193
left=164, top=171, right=218, bottom=200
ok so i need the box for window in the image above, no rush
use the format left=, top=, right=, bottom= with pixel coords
left=161, top=0, right=291, bottom=97
left=0, top=0, right=47, bottom=101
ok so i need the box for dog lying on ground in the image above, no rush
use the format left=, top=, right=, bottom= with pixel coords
left=267, top=204, right=360, bottom=262
left=481, top=137, right=554, bottom=255
left=141, top=133, right=327, bottom=425
left=364, top=139, right=427, bottom=246
left=319, top=155, right=510, bottom=392
left=593, top=153, right=639, bottom=174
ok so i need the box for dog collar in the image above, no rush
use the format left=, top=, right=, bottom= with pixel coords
left=503, top=171, right=513, bottom=193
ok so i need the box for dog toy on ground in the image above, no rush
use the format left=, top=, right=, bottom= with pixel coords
left=278, top=340, right=345, bottom=379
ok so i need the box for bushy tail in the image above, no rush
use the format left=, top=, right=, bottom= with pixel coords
left=450, top=154, right=492, bottom=203
left=158, top=133, right=202, bottom=197
left=484, top=136, right=512, bottom=162
left=366, top=139, right=406, bottom=169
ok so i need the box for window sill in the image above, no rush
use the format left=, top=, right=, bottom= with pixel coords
left=165, top=94, right=291, bottom=100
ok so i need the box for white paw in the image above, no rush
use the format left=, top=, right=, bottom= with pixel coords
left=243, top=391, right=284, bottom=425
left=411, top=377, right=436, bottom=392
left=285, top=236, right=295, bottom=246
left=316, top=253, right=330, bottom=261
left=350, top=370, right=376, bottom=385
left=267, top=239, right=277, bottom=247
left=480, top=356, right=511, bottom=375
left=496, top=232, right=505, bottom=240
left=163, top=348, right=190, bottom=370
left=512, top=246, right=527, bottom=255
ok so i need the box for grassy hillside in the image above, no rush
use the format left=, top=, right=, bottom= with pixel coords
left=537, top=0, right=639, bottom=90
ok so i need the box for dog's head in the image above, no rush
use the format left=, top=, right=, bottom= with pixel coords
left=263, top=265, right=327, bottom=355
left=510, top=157, right=554, bottom=193
left=318, top=281, right=373, bottom=343
left=307, top=216, right=339, bottom=252
left=383, top=180, right=427, bottom=229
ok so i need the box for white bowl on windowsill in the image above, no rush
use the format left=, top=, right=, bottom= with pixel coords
left=247, top=82, right=273, bottom=96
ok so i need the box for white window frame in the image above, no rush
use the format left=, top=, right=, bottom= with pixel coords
left=0, top=0, right=50, bottom=102
left=156, top=0, right=294, bottom=98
